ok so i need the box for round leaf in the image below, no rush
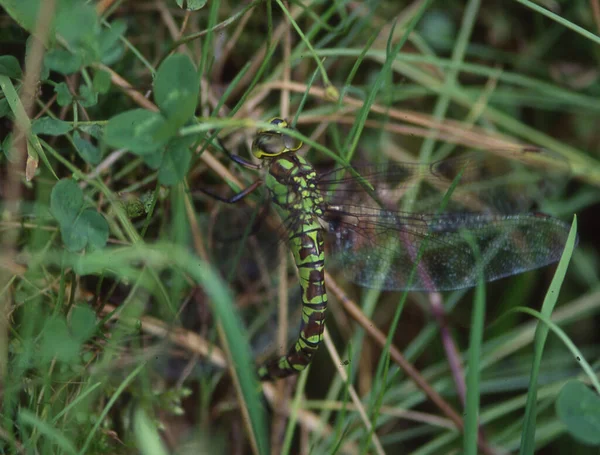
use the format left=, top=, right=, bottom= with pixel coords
left=98, top=19, right=127, bottom=58
left=175, top=0, right=207, bottom=11
left=44, top=49, right=83, bottom=75
left=55, top=1, right=98, bottom=46
left=54, top=82, right=73, bottom=107
left=92, top=69, right=111, bottom=94
left=61, top=221, right=88, bottom=252
left=79, top=208, right=109, bottom=250
left=142, top=148, right=165, bottom=170
left=50, top=179, right=83, bottom=225
left=1, top=0, right=44, bottom=36
left=104, top=109, right=169, bottom=155
left=556, top=380, right=600, bottom=446
left=154, top=54, right=198, bottom=123
left=0, top=55, right=23, bottom=79
left=41, top=317, right=80, bottom=364
left=79, top=84, right=98, bottom=108
left=70, top=305, right=97, bottom=342
left=73, top=131, right=101, bottom=165
left=158, top=136, right=193, bottom=186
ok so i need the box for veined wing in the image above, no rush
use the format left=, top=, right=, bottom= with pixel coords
left=317, top=148, right=571, bottom=215
left=323, top=207, right=572, bottom=291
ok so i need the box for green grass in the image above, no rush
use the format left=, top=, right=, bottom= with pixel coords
left=0, top=1, right=599, bottom=454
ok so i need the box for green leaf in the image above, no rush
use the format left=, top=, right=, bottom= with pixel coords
left=419, top=10, right=456, bottom=51
left=158, top=137, right=193, bottom=185
left=54, top=82, right=72, bottom=106
left=175, top=0, right=207, bottom=11
left=70, top=305, right=97, bottom=342
left=57, top=204, right=109, bottom=252
left=61, top=219, right=87, bottom=252
left=92, top=69, right=111, bottom=93
left=154, top=54, right=198, bottom=124
left=134, top=408, right=169, bottom=455
left=78, top=208, right=109, bottom=250
left=98, top=19, right=127, bottom=63
left=0, top=0, right=43, bottom=35
left=104, top=109, right=169, bottom=155
left=100, top=42, right=124, bottom=66
left=73, top=131, right=101, bottom=165
left=142, top=148, right=164, bottom=170
left=31, top=117, right=72, bottom=136
left=50, top=178, right=83, bottom=225
left=55, top=0, right=98, bottom=47
left=77, top=124, right=102, bottom=140
left=44, top=48, right=82, bottom=75
left=556, top=380, right=600, bottom=446
left=18, top=409, right=79, bottom=455
left=40, top=317, right=80, bottom=364
left=78, top=84, right=98, bottom=107
left=150, top=115, right=188, bottom=146
left=2, top=134, right=14, bottom=162
left=0, top=98, right=10, bottom=118
left=14, top=281, right=39, bottom=306
left=0, top=55, right=23, bottom=79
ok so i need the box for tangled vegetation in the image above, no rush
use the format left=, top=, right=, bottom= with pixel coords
left=0, top=1, right=599, bottom=454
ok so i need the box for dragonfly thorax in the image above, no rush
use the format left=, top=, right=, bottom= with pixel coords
left=265, top=155, right=325, bottom=233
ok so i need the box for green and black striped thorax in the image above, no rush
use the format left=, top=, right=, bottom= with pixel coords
left=252, top=118, right=325, bottom=232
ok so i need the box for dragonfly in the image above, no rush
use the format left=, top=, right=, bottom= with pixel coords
left=199, top=117, right=572, bottom=381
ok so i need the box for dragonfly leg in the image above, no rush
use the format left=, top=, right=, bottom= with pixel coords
left=197, top=179, right=263, bottom=204
left=214, top=136, right=261, bottom=170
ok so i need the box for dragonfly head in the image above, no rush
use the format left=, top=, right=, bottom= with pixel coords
left=252, top=117, right=303, bottom=159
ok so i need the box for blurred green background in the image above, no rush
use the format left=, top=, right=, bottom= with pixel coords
left=0, top=1, right=599, bottom=454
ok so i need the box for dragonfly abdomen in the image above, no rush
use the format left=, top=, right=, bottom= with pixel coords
left=257, top=227, right=328, bottom=380
left=257, top=155, right=329, bottom=381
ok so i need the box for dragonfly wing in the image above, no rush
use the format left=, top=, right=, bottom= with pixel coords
left=324, top=208, right=572, bottom=291
left=205, top=202, right=289, bottom=285
left=318, top=149, right=571, bottom=215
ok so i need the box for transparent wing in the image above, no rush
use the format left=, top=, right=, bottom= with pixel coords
left=199, top=205, right=307, bottom=367
left=205, top=201, right=287, bottom=283
left=201, top=147, right=572, bottom=292
left=317, top=148, right=571, bottom=215
left=324, top=208, right=572, bottom=291
left=318, top=149, right=572, bottom=291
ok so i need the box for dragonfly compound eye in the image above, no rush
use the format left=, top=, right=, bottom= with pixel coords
left=258, top=117, right=288, bottom=135
left=252, top=120, right=303, bottom=158
left=269, top=117, right=287, bottom=128
left=282, top=132, right=303, bottom=152
left=252, top=133, right=288, bottom=158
